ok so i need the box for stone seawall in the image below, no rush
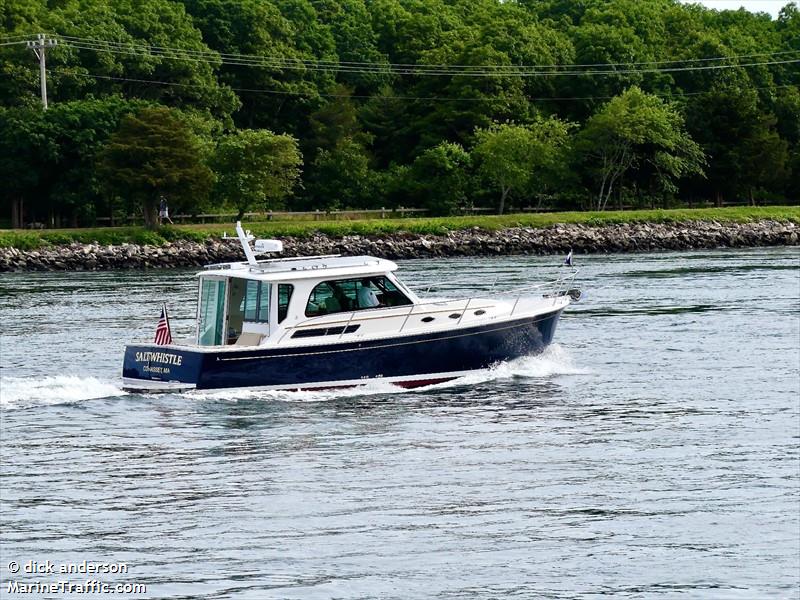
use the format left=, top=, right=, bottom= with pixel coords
left=1, top=220, right=797, bottom=272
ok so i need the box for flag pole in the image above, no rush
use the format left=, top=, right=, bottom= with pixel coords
left=163, top=302, right=171, bottom=340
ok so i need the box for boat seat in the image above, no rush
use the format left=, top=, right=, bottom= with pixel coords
left=235, top=332, right=263, bottom=346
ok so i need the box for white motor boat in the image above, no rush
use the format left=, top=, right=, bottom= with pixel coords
left=122, top=223, right=579, bottom=392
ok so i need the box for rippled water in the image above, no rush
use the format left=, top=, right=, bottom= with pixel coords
left=1, top=248, right=799, bottom=599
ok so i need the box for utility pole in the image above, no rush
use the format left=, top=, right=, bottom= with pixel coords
left=26, top=34, right=57, bottom=110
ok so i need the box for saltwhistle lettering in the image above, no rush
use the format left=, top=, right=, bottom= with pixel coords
left=134, top=351, right=183, bottom=366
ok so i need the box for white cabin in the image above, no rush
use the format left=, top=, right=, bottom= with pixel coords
left=195, top=254, right=435, bottom=348
left=181, top=222, right=573, bottom=353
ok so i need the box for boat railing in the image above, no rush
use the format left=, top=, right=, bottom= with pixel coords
left=276, top=268, right=578, bottom=341
left=409, top=267, right=577, bottom=321
left=419, top=267, right=577, bottom=305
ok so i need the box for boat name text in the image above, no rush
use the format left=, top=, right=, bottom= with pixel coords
left=135, top=351, right=183, bottom=366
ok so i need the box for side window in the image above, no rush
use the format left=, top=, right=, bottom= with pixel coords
left=278, top=284, right=293, bottom=323
left=373, top=276, right=412, bottom=307
left=306, top=282, right=344, bottom=316
left=241, top=280, right=270, bottom=323
left=243, top=280, right=259, bottom=321
left=305, top=277, right=411, bottom=316
left=258, top=283, right=270, bottom=321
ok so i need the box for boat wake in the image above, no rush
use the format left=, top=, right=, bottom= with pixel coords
left=0, top=375, right=126, bottom=410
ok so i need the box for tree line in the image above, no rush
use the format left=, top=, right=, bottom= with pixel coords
left=0, top=0, right=798, bottom=227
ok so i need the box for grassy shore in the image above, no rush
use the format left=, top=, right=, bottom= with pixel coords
left=1, top=206, right=798, bottom=250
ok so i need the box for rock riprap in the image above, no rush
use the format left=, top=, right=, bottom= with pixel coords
left=1, top=220, right=797, bottom=272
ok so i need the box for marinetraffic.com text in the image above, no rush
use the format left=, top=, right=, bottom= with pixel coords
left=5, top=560, right=146, bottom=595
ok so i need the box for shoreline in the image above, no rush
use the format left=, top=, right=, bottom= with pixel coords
left=1, top=219, right=797, bottom=272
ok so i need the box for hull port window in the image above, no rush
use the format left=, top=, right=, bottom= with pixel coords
left=306, top=276, right=412, bottom=317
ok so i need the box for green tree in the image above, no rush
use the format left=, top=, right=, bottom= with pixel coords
left=0, top=106, right=51, bottom=227
left=306, top=138, right=376, bottom=209
left=409, top=142, right=471, bottom=216
left=473, top=117, right=572, bottom=214
left=212, top=129, right=302, bottom=220
left=98, top=107, right=214, bottom=227
left=0, top=97, right=149, bottom=227
left=0, top=0, right=46, bottom=109
left=3, top=0, right=799, bottom=223
left=684, top=86, right=787, bottom=204
left=19, top=0, right=240, bottom=117
left=184, top=0, right=333, bottom=131
left=576, top=87, right=705, bottom=210
left=306, top=85, right=372, bottom=157
left=45, top=97, right=154, bottom=226
left=313, top=0, right=389, bottom=93
left=740, top=116, right=790, bottom=204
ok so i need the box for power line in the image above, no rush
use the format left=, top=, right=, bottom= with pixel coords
left=52, top=37, right=800, bottom=77
left=0, top=33, right=31, bottom=42
left=50, top=67, right=799, bottom=103
left=5, top=32, right=799, bottom=76
left=54, top=32, right=800, bottom=69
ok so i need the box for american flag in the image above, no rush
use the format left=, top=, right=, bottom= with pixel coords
left=154, top=304, right=173, bottom=345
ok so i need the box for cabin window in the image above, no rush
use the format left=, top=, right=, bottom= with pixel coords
left=305, top=276, right=411, bottom=317
left=225, top=278, right=270, bottom=345
left=258, top=282, right=270, bottom=321
left=198, top=278, right=226, bottom=346
left=243, top=280, right=259, bottom=321
left=305, top=282, right=345, bottom=316
left=240, top=280, right=270, bottom=323
left=278, top=284, right=293, bottom=323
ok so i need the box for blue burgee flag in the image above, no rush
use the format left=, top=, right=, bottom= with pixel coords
left=564, top=250, right=573, bottom=267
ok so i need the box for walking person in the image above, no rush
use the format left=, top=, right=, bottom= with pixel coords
left=159, top=196, right=174, bottom=225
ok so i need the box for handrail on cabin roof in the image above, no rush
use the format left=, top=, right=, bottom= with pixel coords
left=203, top=257, right=389, bottom=275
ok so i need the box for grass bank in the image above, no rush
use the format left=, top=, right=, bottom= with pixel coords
left=1, top=206, right=798, bottom=250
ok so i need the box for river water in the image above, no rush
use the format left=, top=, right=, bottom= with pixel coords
left=1, top=248, right=798, bottom=599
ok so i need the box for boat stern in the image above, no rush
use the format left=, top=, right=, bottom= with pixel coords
left=121, top=344, right=205, bottom=393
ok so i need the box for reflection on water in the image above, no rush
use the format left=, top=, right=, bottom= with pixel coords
left=1, top=247, right=799, bottom=599
left=574, top=303, right=729, bottom=317
left=607, top=263, right=800, bottom=279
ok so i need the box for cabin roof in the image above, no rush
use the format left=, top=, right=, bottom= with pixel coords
left=199, top=255, right=399, bottom=282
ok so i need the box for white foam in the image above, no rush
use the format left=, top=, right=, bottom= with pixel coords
left=187, top=378, right=407, bottom=403
left=0, top=376, right=126, bottom=409
left=416, top=343, right=588, bottom=391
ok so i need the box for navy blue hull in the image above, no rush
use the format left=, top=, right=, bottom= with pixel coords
left=123, top=309, right=563, bottom=390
